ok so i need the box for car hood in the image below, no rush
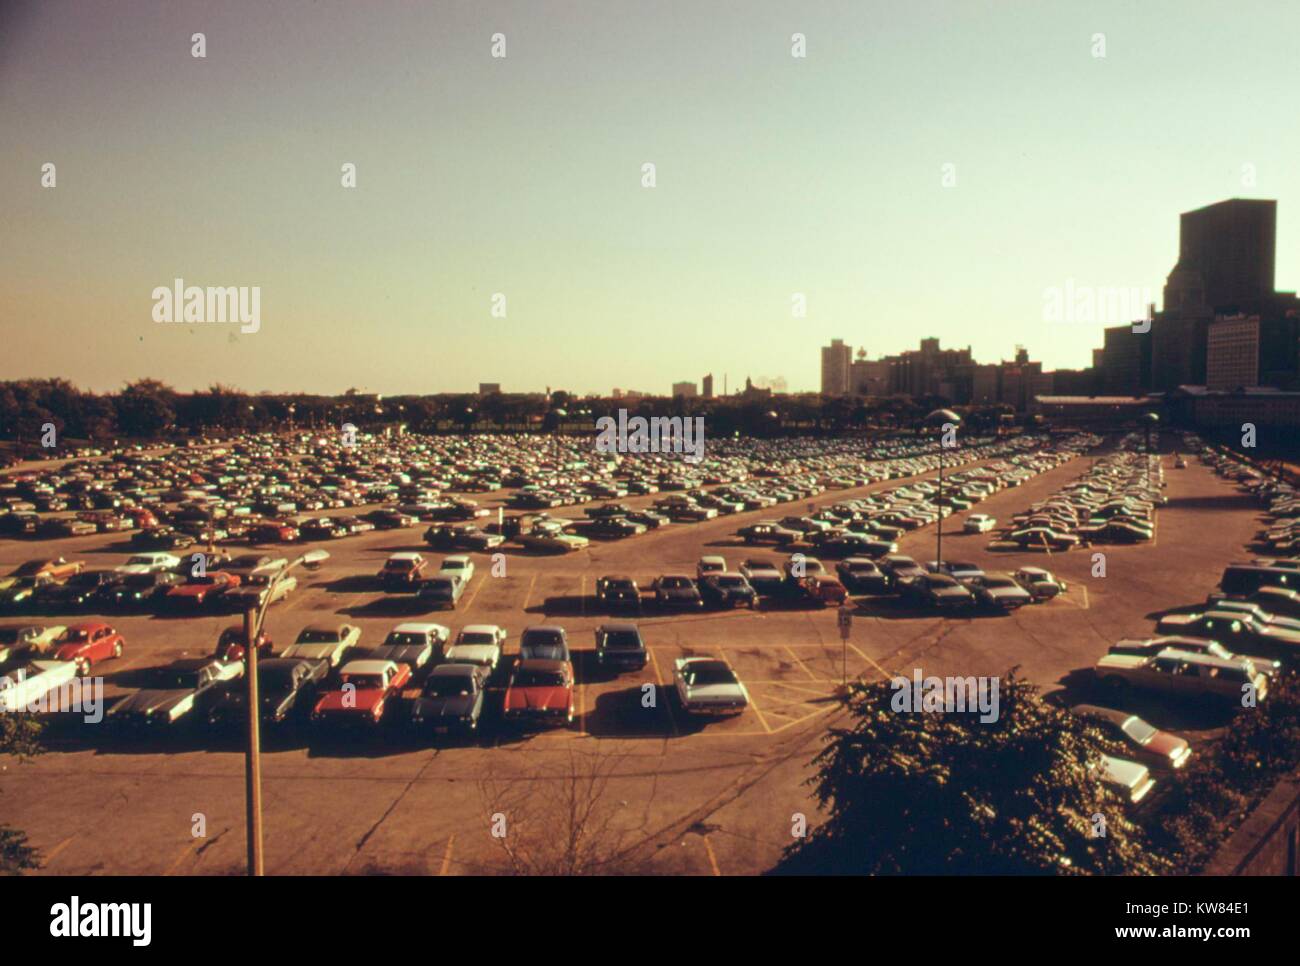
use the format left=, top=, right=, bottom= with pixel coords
left=315, top=689, right=384, bottom=713
left=1143, top=732, right=1189, bottom=759
left=112, top=688, right=192, bottom=719
left=505, top=685, right=570, bottom=712
left=412, top=693, right=478, bottom=719
left=370, top=644, right=429, bottom=665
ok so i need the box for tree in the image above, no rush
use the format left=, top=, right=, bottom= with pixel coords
left=775, top=671, right=1168, bottom=875
left=477, top=746, right=651, bottom=875
left=0, top=713, right=44, bottom=874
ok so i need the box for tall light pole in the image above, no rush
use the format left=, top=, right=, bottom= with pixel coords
left=926, top=409, right=962, bottom=567
left=551, top=407, right=567, bottom=476
left=242, top=548, right=329, bottom=875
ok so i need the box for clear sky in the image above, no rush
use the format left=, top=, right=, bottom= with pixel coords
left=3, top=0, right=1298, bottom=396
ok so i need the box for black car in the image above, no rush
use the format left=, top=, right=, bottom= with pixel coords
left=587, top=517, right=645, bottom=539
left=409, top=663, right=489, bottom=735
left=34, top=570, right=121, bottom=611
left=653, top=575, right=703, bottom=610
left=836, top=558, right=889, bottom=594
left=699, top=573, right=757, bottom=609
left=131, top=527, right=195, bottom=550
left=595, top=575, right=642, bottom=612
left=206, top=658, right=329, bottom=727
left=98, top=571, right=182, bottom=610
left=594, top=623, right=648, bottom=672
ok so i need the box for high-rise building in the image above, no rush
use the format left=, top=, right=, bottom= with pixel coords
left=478, top=382, right=501, bottom=395
left=701, top=373, right=714, bottom=398
left=1176, top=199, right=1277, bottom=314
left=672, top=381, right=698, bottom=398
left=1206, top=315, right=1261, bottom=390
left=820, top=339, right=852, bottom=395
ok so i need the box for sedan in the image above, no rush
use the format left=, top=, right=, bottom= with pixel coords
left=282, top=624, right=361, bottom=667
left=674, top=657, right=749, bottom=716
left=503, top=659, right=575, bottom=727
left=409, top=663, right=489, bottom=735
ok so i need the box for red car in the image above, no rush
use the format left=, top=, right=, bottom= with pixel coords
left=214, top=625, right=274, bottom=663
left=166, top=571, right=242, bottom=608
left=801, top=575, right=849, bottom=606
left=503, top=658, right=575, bottom=727
left=55, top=622, right=125, bottom=675
left=125, top=507, right=160, bottom=529
left=311, top=660, right=411, bottom=727
left=249, top=521, right=300, bottom=544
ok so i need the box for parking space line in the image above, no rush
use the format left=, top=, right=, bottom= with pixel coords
left=520, top=574, right=538, bottom=611
left=745, top=690, right=774, bottom=734
left=41, top=834, right=77, bottom=867
left=163, top=839, right=199, bottom=876
left=844, top=640, right=894, bottom=682
left=783, top=645, right=820, bottom=682
left=702, top=835, right=722, bottom=876
left=439, top=835, right=455, bottom=875
left=647, top=649, right=680, bottom=737
left=460, top=575, right=488, bottom=612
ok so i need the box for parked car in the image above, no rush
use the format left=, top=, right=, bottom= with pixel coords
left=444, top=625, right=506, bottom=670
left=437, top=555, right=475, bottom=584
left=1013, top=567, right=1068, bottom=601
left=738, top=559, right=784, bottom=594
left=1095, top=754, right=1157, bottom=807
left=593, top=623, right=648, bottom=672
left=409, top=663, right=489, bottom=735
left=897, top=573, right=973, bottom=610
left=1072, top=703, right=1192, bottom=771
left=101, top=571, right=182, bottom=609
left=369, top=622, right=449, bottom=671
left=800, top=575, right=849, bottom=607
left=207, top=657, right=329, bottom=727
left=503, top=658, right=575, bottom=727
left=673, top=657, right=749, bottom=716
left=696, top=556, right=728, bottom=581
left=282, top=624, right=361, bottom=667
left=965, top=574, right=1033, bottom=612
left=416, top=575, right=465, bottom=610
left=108, top=659, right=240, bottom=731
left=963, top=514, right=997, bottom=534
left=1155, top=610, right=1300, bottom=663
left=312, top=659, right=411, bottom=727
left=520, top=625, right=570, bottom=662
left=595, top=575, right=642, bottom=612
left=700, top=573, right=758, bottom=609
left=0, top=659, right=79, bottom=714
left=164, top=571, right=241, bottom=609
left=379, top=552, right=427, bottom=592
left=836, top=558, right=889, bottom=594
left=53, top=622, right=125, bottom=675
left=114, top=552, right=181, bottom=576
left=0, top=624, right=66, bottom=662
left=214, top=625, right=274, bottom=663
left=653, top=575, right=703, bottom=609
left=1094, top=649, right=1269, bottom=704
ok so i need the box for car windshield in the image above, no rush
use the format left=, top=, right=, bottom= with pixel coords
left=984, top=577, right=1016, bottom=589
left=457, top=633, right=495, bottom=646
left=384, top=633, right=426, bottom=647
left=296, top=631, right=337, bottom=644
left=123, top=575, right=156, bottom=588
left=424, top=675, right=474, bottom=697
left=159, top=670, right=202, bottom=689
left=513, top=670, right=566, bottom=687
left=1121, top=716, right=1158, bottom=744
left=716, top=577, right=745, bottom=587
left=424, top=579, right=454, bottom=591
left=685, top=665, right=736, bottom=687
left=661, top=577, right=691, bottom=589
left=340, top=673, right=383, bottom=689
left=600, top=631, right=642, bottom=650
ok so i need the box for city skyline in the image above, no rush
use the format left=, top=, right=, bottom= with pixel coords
left=4, top=1, right=1300, bottom=396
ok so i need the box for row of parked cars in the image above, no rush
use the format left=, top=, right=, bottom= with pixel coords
left=1076, top=436, right=1297, bottom=809
left=998, top=440, right=1163, bottom=551
left=0, top=616, right=749, bottom=735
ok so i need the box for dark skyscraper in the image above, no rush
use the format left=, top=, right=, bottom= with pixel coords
left=1175, top=199, right=1276, bottom=314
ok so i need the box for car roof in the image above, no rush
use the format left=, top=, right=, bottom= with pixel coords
left=339, top=660, right=395, bottom=676
left=391, top=622, right=447, bottom=635
left=597, top=622, right=640, bottom=633
left=460, top=624, right=502, bottom=634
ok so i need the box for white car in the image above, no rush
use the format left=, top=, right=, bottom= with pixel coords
left=1096, top=754, right=1157, bottom=806
left=444, top=624, right=506, bottom=670
left=963, top=515, right=997, bottom=534
left=673, top=657, right=749, bottom=716
left=370, top=622, right=449, bottom=670
left=0, top=624, right=66, bottom=663
left=114, top=552, right=182, bottom=575
left=0, top=660, right=79, bottom=714
left=282, top=624, right=361, bottom=667
left=438, top=555, right=475, bottom=584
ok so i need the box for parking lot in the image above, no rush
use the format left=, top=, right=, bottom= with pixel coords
left=0, top=438, right=1264, bottom=875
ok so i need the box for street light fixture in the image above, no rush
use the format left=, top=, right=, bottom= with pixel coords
left=242, top=548, right=329, bottom=876
left=925, top=409, right=962, bottom=568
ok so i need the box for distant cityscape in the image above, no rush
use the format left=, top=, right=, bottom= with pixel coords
left=812, top=199, right=1300, bottom=429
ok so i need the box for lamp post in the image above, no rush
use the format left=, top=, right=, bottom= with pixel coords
left=242, top=548, right=329, bottom=876
left=551, top=407, right=567, bottom=474
left=926, top=409, right=962, bottom=568
left=1141, top=411, right=1159, bottom=455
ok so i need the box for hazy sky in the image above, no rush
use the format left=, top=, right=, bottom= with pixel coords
left=3, top=0, right=1299, bottom=395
